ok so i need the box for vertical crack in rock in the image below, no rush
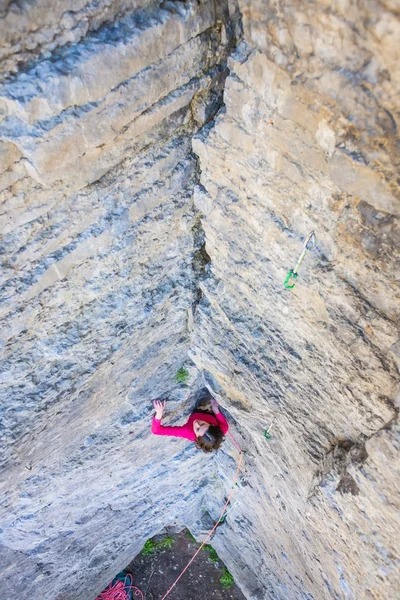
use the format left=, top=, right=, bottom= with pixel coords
left=187, top=0, right=243, bottom=323
left=191, top=211, right=211, bottom=311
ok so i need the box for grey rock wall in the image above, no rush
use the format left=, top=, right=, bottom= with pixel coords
left=190, top=1, right=400, bottom=598
left=0, top=1, right=399, bottom=599
left=0, top=2, right=237, bottom=598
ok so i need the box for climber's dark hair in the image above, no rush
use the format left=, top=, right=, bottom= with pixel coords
left=195, top=425, right=225, bottom=453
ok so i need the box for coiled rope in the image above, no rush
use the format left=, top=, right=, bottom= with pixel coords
left=96, top=573, right=144, bottom=600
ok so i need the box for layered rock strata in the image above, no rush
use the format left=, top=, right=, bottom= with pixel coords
left=0, top=1, right=399, bottom=600
left=0, top=2, right=239, bottom=598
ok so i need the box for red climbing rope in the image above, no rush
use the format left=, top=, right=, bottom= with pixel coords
left=160, top=431, right=243, bottom=600
left=96, top=573, right=144, bottom=600
left=227, top=430, right=243, bottom=453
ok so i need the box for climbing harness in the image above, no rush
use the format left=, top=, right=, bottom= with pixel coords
left=160, top=430, right=244, bottom=600
left=264, top=419, right=274, bottom=441
left=284, top=231, right=315, bottom=289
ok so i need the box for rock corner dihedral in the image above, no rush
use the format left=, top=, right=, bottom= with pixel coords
left=0, top=1, right=399, bottom=600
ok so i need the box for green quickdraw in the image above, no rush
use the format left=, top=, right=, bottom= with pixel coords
left=216, top=500, right=240, bottom=527
left=284, top=231, right=315, bottom=289
left=264, top=419, right=274, bottom=441
left=219, top=513, right=227, bottom=524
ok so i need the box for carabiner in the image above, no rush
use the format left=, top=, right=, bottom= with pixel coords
left=284, top=269, right=298, bottom=289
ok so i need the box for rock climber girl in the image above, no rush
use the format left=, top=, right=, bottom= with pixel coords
left=151, top=394, right=228, bottom=453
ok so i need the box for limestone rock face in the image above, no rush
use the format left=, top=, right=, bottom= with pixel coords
left=0, top=1, right=399, bottom=600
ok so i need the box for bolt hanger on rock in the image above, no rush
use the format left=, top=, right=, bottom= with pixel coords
left=284, top=231, right=316, bottom=289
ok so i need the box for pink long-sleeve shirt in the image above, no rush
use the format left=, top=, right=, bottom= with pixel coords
left=152, top=411, right=229, bottom=442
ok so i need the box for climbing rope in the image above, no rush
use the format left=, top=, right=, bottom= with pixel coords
left=284, top=231, right=315, bottom=289
left=96, top=573, right=144, bottom=600
left=160, top=430, right=244, bottom=600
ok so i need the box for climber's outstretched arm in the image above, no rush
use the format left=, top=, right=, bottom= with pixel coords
left=151, top=418, right=191, bottom=438
left=151, top=399, right=194, bottom=440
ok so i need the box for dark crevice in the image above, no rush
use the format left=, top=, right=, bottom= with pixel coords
left=308, top=414, right=399, bottom=500
left=188, top=0, right=243, bottom=319
left=191, top=214, right=211, bottom=310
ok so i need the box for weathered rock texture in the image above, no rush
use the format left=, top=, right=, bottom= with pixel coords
left=0, top=1, right=399, bottom=599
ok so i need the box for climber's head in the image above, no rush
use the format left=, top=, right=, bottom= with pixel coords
left=195, top=425, right=225, bottom=453
left=193, top=419, right=210, bottom=438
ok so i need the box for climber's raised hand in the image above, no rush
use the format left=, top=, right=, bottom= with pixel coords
left=153, top=399, right=166, bottom=419
left=210, top=397, right=220, bottom=414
